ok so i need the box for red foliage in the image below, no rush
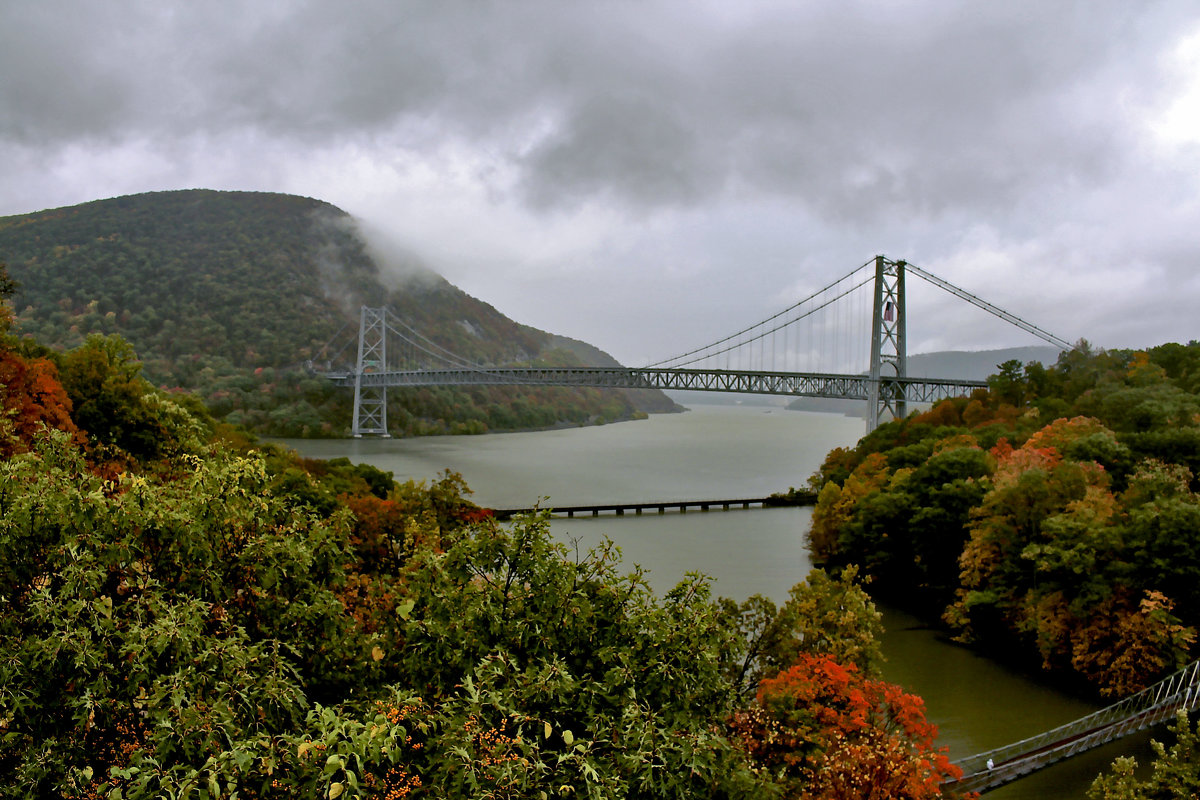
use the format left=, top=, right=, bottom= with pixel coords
left=340, top=493, right=411, bottom=568
left=731, top=654, right=962, bottom=800
left=457, top=507, right=495, bottom=525
left=909, top=398, right=965, bottom=428
left=0, top=349, right=82, bottom=455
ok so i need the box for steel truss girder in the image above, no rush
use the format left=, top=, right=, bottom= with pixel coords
left=329, top=366, right=984, bottom=403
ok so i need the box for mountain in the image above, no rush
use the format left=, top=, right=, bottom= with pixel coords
left=0, top=189, right=678, bottom=436
left=906, top=346, right=1061, bottom=381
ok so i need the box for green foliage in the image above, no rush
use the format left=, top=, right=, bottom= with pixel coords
left=0, top=430, right=367, bottom=796
left=58, top=333, right=213, bottom=462
left=394, top=514, right=756, bottom=797
left=1089, top=712, right=1200, bottom=800
left=0, top=421, right=766, bottom=798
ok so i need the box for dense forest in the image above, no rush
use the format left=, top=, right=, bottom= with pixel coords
left=0, top=190, right=676, bottom=439
left=1, top=266, right=969, bottom=798
left=809, top=344, right=1200, bottom=700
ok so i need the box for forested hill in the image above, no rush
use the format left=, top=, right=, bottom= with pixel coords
left=0, top=189, right=676, bottom=436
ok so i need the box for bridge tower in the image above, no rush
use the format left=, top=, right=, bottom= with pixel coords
left=351, top=306, right=390, bottom=438
left=867, top=256, right=906, bottom=432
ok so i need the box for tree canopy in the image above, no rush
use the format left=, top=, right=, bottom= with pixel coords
left=808, top=341, right=1200, bottom=697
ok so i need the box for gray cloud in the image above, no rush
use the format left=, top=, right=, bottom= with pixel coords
left=1, top=0, right=1198, bottom=361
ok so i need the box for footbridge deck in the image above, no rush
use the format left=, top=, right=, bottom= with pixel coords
left=944, top=659, right=1200, bottom=795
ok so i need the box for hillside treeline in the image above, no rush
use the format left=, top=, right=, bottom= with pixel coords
left=1, top=271, right=959, bottom=798
left=0, top=190, right=657, bottom=438
left=809, top=342, right=1200, bottom=698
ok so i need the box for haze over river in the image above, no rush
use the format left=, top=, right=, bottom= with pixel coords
left=282, top=403, right=1153, bottom=798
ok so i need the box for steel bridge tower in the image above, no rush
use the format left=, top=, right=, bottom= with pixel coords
left=351, top=306, right=390, bottom=438
left=867, top=255, right=906, bottom=432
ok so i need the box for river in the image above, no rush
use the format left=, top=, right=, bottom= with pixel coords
left=279, top=403, right=1154, bottom=798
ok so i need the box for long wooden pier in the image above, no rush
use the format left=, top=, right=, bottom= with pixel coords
left=489, top=491, right=816, bottom=521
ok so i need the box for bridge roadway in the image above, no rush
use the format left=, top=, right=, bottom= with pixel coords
left=324, top=366, right=988, bottom=403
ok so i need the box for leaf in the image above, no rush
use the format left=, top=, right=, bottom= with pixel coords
left=371, top=646, right=384, bottom=662
left=328, top=782, right=344, bottom=799
left=397, top=599, right=416, bottom=620
left=544, top=721, right=552, bottom=740
left=562, top=729, right=574, bottom=745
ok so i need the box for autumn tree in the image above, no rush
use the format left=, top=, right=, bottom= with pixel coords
left=730, top=653, right=962, bottom=800
left=0, top=263, right=81, bottom=455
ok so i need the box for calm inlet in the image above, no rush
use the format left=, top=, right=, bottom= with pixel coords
left=281, top=404, right=1153, bottom=798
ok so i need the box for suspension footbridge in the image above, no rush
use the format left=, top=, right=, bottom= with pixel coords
left=944, top=659, right=1200, bottom=795
left=311, top=256, right=1074, bottom=437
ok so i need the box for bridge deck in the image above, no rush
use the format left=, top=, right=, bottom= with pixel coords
left=323, top=366, right=988, bottom=403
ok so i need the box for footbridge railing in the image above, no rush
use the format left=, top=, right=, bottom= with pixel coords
left=944, top=659, right=1200, bottom=795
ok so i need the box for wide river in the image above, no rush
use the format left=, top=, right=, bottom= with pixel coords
left=280, top=403, right=1153, bottom=798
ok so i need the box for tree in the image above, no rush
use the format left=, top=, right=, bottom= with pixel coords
left=0, top=350, right=80, bottom=456
left=988, top=359, right=1027, bottom=407
left=1089, top=712, right=1200, bottom=799
left=0, top=430, right=366, bottom=796
left=808, top=453, right=891, bottom=562
left=730, top=653, right=962, bottom=800
left=0, top=262, right=16, bottom=334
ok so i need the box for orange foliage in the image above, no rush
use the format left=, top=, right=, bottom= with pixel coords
left=340, top=493, right=413, bottom=568
left=731, top=654, right=962, bottom=799
left=988, top=438, right=1062, bottom=488
left=808, top=453, right=891, bottom=561
left=0, top=349, right=81, bottom=455
left=908, top=399, right=964, bottom=428
left=1023, top=416, right=1110, bottom=454
left=1069, top=590, right=1196, bottom=696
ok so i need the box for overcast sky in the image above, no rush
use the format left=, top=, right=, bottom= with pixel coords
left=2, top=1, right=1199, bottom=366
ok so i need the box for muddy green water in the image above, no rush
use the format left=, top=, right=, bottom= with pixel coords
left=280, top=404, right=1154, bottom=797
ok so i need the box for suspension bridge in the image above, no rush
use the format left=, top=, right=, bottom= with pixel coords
left=311, top=256, right=1074, bottom=437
